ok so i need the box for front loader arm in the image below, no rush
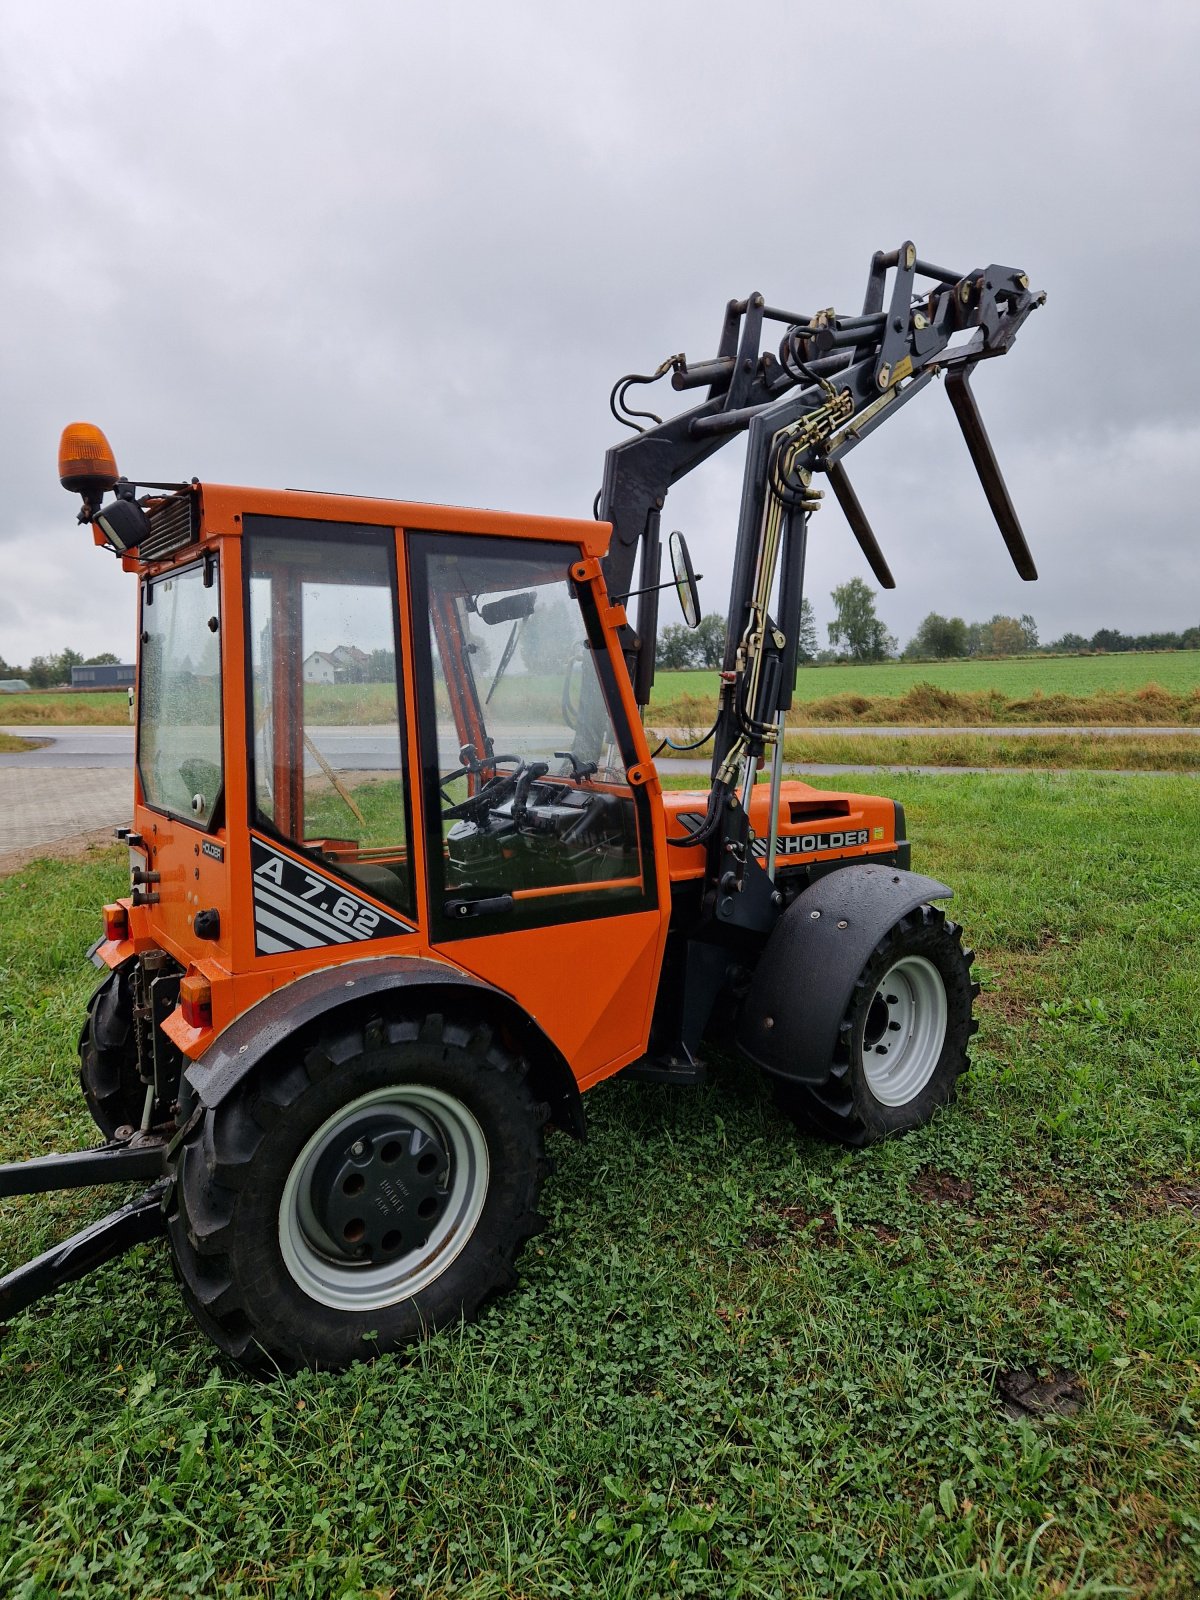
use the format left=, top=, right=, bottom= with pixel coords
left=596, top=242, right=1045, bottom=930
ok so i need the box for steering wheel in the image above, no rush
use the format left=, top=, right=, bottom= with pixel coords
left=441, top=759, right=527, bottom=822
left=438, top=750, right=519, bottom=808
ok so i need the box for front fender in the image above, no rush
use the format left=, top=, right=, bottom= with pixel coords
left=184, top=954, right=585, bottom=1138
left=736, top=864, right=953, bottom=1083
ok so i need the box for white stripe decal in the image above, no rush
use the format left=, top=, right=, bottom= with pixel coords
left=255, top=883, right=356, bottom=943
left=255, top=929, right=292, bottom=955
left=255, top=905, right=325, bottom=949
left=253, top=866, right=367, bottom=940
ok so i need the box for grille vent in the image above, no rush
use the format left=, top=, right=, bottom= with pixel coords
left=138, top=493, right=198, bottom=561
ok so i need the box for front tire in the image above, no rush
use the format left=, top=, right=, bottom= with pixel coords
left=773, top=905, right=978, bottom=1146
left=167, top=1012, right=548, bottom=1371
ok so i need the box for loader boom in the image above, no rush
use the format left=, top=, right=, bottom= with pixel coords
left=597, top=242, right=1043, bottom=929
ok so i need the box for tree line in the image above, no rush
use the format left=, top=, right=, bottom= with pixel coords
left=655, top=577, right=1200, bottom=669
left=0, top=648, right=121, bottom=688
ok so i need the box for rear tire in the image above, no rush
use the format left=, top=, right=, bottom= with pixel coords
left=78, top=964, right=145, bottom=1137
left=167, top=1012, right=548, bottom=1372
left=773, top=905, right=978, bottom=1147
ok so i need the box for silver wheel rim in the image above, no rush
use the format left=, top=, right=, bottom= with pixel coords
left=278, top=1085, right=489, bottom=1311
left=860, top=954, right=948, bottom=1107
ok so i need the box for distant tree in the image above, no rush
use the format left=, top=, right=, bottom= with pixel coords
left=1091, top=627, right=1133, bottom=653
left=905, top=612, right=968, bottom=660
left=828, top=578, right=895, bottom=661
left=656, top=622, right=699, bottom=671
left=85, top=652, right=120, bottom=666
left=974, top=615, right=1027, bottom=656
left=26, top=655, right=57, bottom=688
left=1182, top=626, right=1200, bottom=650
left=519, top=599, right=579, bottom=676
left=692, top=613, right=726, bottom=669
left=1047, top=632, right=1088, bottom=653
left=367, top=648, right=398, bottom=683
left=796, top=599, right=818, bottom=663
left=1018, top=613, right=1039, bottom=650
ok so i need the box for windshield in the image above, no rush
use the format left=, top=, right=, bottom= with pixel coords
left=138, top=560, right=223, bottom=826
left=413, top=535, right=645, bottom=921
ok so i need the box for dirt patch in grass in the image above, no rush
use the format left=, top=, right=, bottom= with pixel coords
left=0, top=828, right=124, bottom=879
left=976, top=986, right=1029, bottom=1027
left=997, top=1367, right=1085, bottom=1421
left=910, top=1168, right=976, bottom=1208
left=771, top=1202, right=840, bottom=1247
left=1141, top=1181, right=1200, bottom=1215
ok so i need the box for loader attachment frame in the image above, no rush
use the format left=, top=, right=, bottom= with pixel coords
left=0, top=1140, right=168, bottom=1323
left=596, top=242, right=1044, bottom=930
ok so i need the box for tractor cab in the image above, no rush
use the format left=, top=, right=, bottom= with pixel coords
left=57, top=445, right=669, bottom=1089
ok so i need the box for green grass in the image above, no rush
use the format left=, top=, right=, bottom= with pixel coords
left=653, top=652, right=1200, bottom=709
left=0, top=692, right=131, bottom=725
left=775, top=731, right=1200, bottom=772
left=1, top=775, right=1199, bottom=1597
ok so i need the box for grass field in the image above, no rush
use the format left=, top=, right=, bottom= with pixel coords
left=0, top=692, right=130, bottom=725
left=0, top=773, right=1198, bottom=1596
left=0, top=733, right=39, bottom=753
left=776, top=731, right=1200, bottom=772
left=654, top=653, right=1200, bottom=707
left=651, top=654, right=1200, bottom=730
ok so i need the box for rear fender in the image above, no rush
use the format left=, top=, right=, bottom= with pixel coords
left=183, top=955, right=585, bottom=1138
left=736, top=864, right=953, bottom=1083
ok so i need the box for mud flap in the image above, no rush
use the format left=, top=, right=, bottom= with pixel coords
left=735, top=863, right=953, bottom=1084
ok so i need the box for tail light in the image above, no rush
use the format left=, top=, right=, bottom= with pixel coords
left=180, top=974, right=213, bottom=1030
left=102, top=903, right=129, bottom=942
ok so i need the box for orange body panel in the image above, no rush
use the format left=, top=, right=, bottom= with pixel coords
left=662, top=783, right=900, bottom=881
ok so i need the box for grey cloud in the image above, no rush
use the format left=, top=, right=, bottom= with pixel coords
left=2, top=0, right=1197, bottom=663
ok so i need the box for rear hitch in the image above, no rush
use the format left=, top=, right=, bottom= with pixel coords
left=0, top=1136, right=169, bottom=1325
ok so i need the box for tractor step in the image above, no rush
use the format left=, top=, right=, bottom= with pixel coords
left=620, top=1054, right=707, bottom=1086
left=0, top=1183, right=167, bottom=1324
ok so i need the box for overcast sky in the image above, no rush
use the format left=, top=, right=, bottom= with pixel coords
left=2, top=1, right=1197, bottom=664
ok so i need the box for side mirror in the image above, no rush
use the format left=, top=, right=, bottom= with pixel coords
left=669, top=530, right=701, bottom=629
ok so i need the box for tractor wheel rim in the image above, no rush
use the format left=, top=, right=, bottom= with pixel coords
left=279, top=1085, right=489, bottom=1311
left=860, top=954, right=948, bottom=1107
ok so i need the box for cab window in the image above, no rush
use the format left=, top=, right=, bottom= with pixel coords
left=245, top=518, right=413, bottom=918
left=411, top=533, right=653, bottom=936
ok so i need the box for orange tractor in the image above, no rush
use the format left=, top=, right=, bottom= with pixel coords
left=1, top=246, right=1042, bottom=1369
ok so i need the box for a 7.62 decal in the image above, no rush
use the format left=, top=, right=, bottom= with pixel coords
left=250, top=837, right=412, bottom=955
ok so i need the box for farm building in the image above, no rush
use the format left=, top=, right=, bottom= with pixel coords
left=70, top=663, right=134, bottom=688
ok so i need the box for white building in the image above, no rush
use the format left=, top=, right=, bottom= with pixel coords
left=302, top=651, right=338, bottom=685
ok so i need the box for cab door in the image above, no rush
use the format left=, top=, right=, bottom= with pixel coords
left=408, top=531, right=666, bottom=1089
